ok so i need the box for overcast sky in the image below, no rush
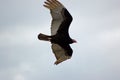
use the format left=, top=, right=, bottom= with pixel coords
left=0, top=0, right=120, bottom=80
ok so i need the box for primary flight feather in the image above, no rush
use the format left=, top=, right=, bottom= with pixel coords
left=38, top=0, right=77, bottom=65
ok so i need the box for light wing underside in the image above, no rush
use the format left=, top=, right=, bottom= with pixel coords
left=50, top=6, right=64, bottom=35
left=51, top=43, right=71, bottom=64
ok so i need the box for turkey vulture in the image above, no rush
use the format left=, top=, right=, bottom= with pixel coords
left=38, top=0, right=77, bottom=65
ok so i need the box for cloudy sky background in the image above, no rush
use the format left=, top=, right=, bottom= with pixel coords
left=0, top=0, right=120, bottom=80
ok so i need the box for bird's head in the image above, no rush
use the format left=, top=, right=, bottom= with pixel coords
left=72, top=39, right=77, bottom=43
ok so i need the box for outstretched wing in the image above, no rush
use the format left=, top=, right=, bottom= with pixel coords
left=44, top=0, right=73, bottom=65
left=51, top=43, right=72, bottom=65
left=44, top=0, right=65, bottom=35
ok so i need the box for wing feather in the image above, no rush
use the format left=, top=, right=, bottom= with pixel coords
left=51, top=43, right=71, bottom=65
left=50, top=5, right=65, bottom=35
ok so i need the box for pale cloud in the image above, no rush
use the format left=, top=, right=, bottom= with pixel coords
left=14, top=74, right=25, bottom=80
left=97, top=28, right=120, bottom=48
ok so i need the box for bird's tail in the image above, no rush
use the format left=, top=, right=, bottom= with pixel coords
left=38, top=33, right=51, bottom=41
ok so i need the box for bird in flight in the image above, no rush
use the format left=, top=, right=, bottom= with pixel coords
left=38, top=0, right=77, bottom=65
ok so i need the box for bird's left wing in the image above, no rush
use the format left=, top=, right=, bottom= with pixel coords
left=51, top=43, right=72, bottom=65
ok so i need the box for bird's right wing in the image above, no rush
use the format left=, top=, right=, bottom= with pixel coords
left=44, top=0, right=65, bottom=35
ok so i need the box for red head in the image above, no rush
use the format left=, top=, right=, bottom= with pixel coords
left=72, top=39, right=77, bottom=43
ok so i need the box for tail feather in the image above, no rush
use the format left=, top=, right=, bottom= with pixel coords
left=38, top=33, right=51, bottom=41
